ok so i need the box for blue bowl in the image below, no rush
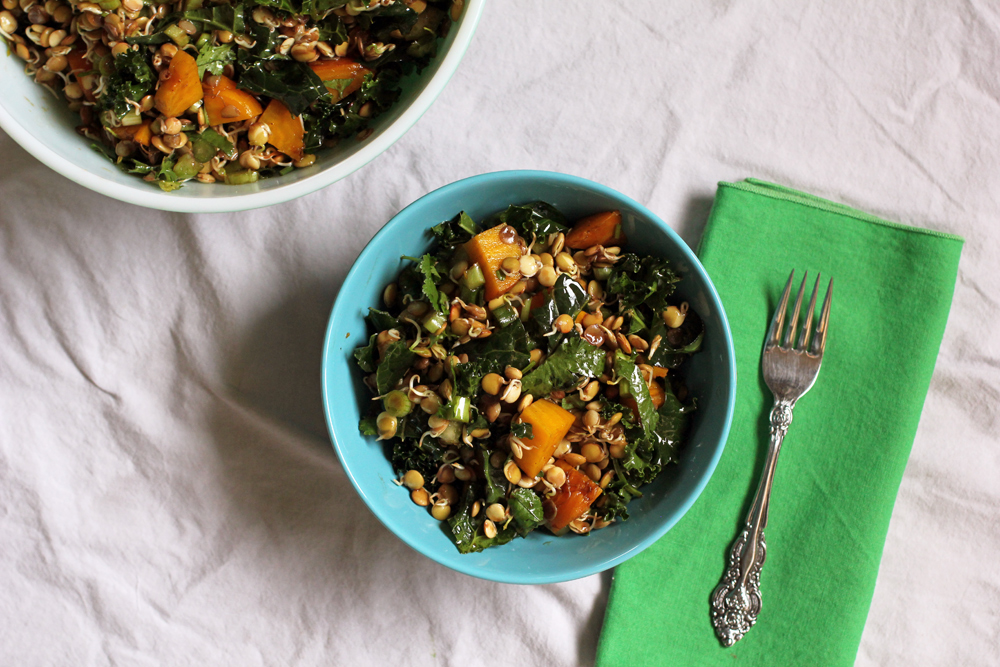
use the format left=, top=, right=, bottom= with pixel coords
left=321, top=171, right=736, bottom=584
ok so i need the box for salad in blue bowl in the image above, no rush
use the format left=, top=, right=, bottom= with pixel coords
left=322, top=171, right=735, bottom=584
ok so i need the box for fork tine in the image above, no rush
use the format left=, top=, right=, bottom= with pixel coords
left=796, top=274, right=820, bottom=350
left=783, top=272, right=808, bottom=348
left=810, top=277, right=833, bottom=355
left=766, top=270, right=795, bottom=346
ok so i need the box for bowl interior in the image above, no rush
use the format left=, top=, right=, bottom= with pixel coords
left=0, top=0, right=484, bottom=212
left=322, top=171, right=735, bottom=584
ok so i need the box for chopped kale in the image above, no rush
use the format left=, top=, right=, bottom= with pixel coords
left=521, top=334, right=604, bottom=397
left=100, top=50, right=156, bottom=119
left=431, top=211, right=480, bottom=249
left=482, top=201, right=569, bottom=243
left=375, top=341, right=416, bottom=395
left=508, top=488, right=544, bottom=537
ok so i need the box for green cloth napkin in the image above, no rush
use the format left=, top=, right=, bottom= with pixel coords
left=595, top=179, right=963, bottom=667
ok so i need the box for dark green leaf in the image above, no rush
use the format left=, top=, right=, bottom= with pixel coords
left=447, top=484, right=517, bottom=553
left=359, top=414, right=378, bottom=436
left=483, top=201, right=569, bottom=243
left=600, top=400, right=637, bottom=430
left=613, top=351, right=658, bottom=432
left=100, top=49, right=156, bottom=119
left=532, top=273, right=588, bottom=336
left=247, top=0, right=299, bottom=12
left=647, top=310, right=705, bottom=369
left=180, top=3, right=245, bottom=33
left=195, top=43, right=234, bottom=77
left=452, top=321, right=531, bottom=397
left=520, top=334, right=604, bottom=397
left=638, top=383, right=695, bottom=467
left=365, top=308, right=398, bottom=333
left=606, top=253, right=680, bottom=312
left=430, top=211, right=479, bottom=248
left=360, top=2, right=419, bottom=41
left=375, top=341, right=416, bottom=395
left=192, top=127, right=238, bottom=160
left=301, top=0, right=348, bottom=20
left=353, top=333, right=378, bottom=373
left=390, top=436, right=443, bottom=479
left=594, top=480, right=632, bottom=521
left=508, top=488, right=544, bottom=537
left=510, top=422, right=533, bottom=440
left=483, top=450, right=508, bottom=505
left=238, top=60, right=331, bottom=116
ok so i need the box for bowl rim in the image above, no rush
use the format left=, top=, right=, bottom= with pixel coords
left=0, top=0, right=485, bottom=213
left=321, top=169, right=737, bottom=583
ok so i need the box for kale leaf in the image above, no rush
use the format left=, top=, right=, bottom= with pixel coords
left=606, top=253, right=680, bottom=312
left=196, top=42, right=234, bottom=78
left=520, top=334, right=604, bottom=397
left=483, top=450, right=508, bottom=505
left=452, top=321, right=531, bottom=397
left=390, top=437, right=443, bottom=479
left=595, top=479, right=632, bottom=521
left=637, top=383, right=695, bottom=467
left=613, top=351, right=658, bottom=432
left=447, top=484, right=517, bottom=553
left=359, top=2, right=420, bottom=41
left=375, top=340, right=416, bottom=394
left=100, top=49, right=156, bottom=119
left=647, top=310, right=705, bottom=369
left=508, top=488, right=544, bottom=537
left=353, top=333, right=378, bottom=373
left=189, top=128, right=238, bottom=161
left=184, top=4, right=245, bottom=33
left=532, top=273, right=587, bottom=337
left=430, top=211, right=479, bottom=248
left=238, top=60, right=330, bottom=116
left=510, top=422, right=533, bottom=440
left=482, top=201, right=569, bottom=242
left=365, top=307, right=398, bottom=333
left=358, top=414, right=378, bottom=436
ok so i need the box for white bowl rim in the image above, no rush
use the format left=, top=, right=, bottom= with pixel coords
left=0, top=0, right=485, bottom=213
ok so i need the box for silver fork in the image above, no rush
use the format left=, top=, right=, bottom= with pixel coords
left=710, top=270, right=833, bottom=647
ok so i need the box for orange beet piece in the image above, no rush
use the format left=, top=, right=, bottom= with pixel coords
left=564, top=210, right=627, bottom=250
left=154, top=50, right=203, bottom=118
left=545, top=461, right=603, bottom=531
left=258, top=98, right=305, bottom=161
left=464, top=226, right=522, bottom=300
left=513, top=399, right=576, bottom=479
left=112, top=120, right=152, bottom=146
left=202, top=75, right=263, bottom=126
left=309, top=58, right=370, bottom=102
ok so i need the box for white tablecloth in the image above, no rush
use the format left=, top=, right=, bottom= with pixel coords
left=2, top=2, right=998, bottom=665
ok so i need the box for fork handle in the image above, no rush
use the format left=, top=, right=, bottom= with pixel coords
left=710, top=398, right=795, bottom=647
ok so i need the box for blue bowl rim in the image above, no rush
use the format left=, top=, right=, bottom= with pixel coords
left=321, top=169, right=737, bottom=584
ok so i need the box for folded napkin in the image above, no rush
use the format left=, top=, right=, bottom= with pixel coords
left=595, top=180, right=963, bottom=666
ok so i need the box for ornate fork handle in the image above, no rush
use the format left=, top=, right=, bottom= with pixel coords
left=710, top=399, right=795, bottom=646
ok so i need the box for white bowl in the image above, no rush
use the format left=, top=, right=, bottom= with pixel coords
left=0, top=0, right=485, bottom=212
